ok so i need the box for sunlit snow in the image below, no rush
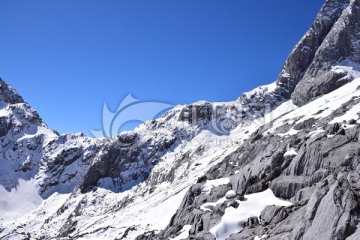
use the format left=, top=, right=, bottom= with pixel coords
left=210, top=189, right=292, bottom=240
left=0, top=179, right=43, bottom=221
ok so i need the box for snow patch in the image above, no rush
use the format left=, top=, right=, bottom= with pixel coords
left=331, top=60, right=360, bottom=79
left=80, top=228, right=120, bottom=240
left=225, top=190, right=236, bottom=198
left=267, top=78, right=360, bottom=136
left=254, top=235, right=268, bottom=240
left=276, top=128, right=299, bottom=137
left=210, top=189, right=292, bottom=240
left=242, top=81, right=277, bottom=101
left=329, top=102, right=360, bottom=124
left=201, top=178, right=230, bottom=194
left=0, top=107, right=10, bottom=117
left=0, top=179, right=43, bottom=221
left=170, top=225, right=192, bottom=240
left=200, top=190, right=235, bottom=212
left=284, top=148, right=297, bottom=157
left=307, top=129, right=325, bottom=139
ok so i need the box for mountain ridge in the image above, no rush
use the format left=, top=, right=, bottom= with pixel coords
left=2, top=0, right=360, bottom=239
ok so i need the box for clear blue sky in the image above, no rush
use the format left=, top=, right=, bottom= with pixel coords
left=0, top=0, right=325, bottom=136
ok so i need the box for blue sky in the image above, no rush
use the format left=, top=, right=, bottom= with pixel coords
left=0, top=0, right=324, bottom=136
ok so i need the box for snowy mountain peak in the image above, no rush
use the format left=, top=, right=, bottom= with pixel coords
left=0, top=78, right=24, bottom=105
left=3, top=0, right=360, bottom=239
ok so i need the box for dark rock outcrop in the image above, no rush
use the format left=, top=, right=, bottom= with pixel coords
left=290, top=0, right=360, bottom=106
left=0, top=78, right=25, bottom=104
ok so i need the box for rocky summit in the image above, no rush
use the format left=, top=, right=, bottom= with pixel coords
left=2, top=0, right=360, bottom=239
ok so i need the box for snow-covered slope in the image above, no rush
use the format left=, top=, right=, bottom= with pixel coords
left=145, top=78, right=360, bottom=240
left=2, top=0, right=360, bottom=239
left=0, top=80, right=296, bottom=239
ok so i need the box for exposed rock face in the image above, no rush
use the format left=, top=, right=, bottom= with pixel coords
left=152, top=79, right=360, bottom=240
left=275, top=0, right=360, bottom=107
left=237, top=0, right=360, bottom=108
left=136, top=0, right=360, bottom=239
left=0, top=79, right=104, bottom=198
left=0, top=79, right=58, bottom=191
left=291, top=0, right=360, bottom=106
left=275, top=0, right=349, bottom=98
left=0, top=78, right=24, bottom=104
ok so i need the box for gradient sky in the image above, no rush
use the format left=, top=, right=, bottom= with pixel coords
left=0, top=0, right=325, bottom=136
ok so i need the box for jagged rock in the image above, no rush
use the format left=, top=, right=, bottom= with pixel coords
left=260, top=206, right=288, bottom=225
left=0, top=116, right=12, bottom=137
left=270, top=176, right=309, bottom=200
left=0, top=78, right=25, bottom=104
left=345, top=125, right=360, bottom=141
left=246, top=217, right=260, bottom=228
left=326, top=122, right=341, bottom=134
left=178, top=102, right=213, bottom=124
left=117, top=132, right=139, bottom=147
left=276, top=0, right=350, bottom=100
left=348, top=119, right=357, bottom=124
left=227, top=200, right=239, bottom=209
left=293, top=118, right=317, bottom=130
left=291, top=0, right=360, bottom=106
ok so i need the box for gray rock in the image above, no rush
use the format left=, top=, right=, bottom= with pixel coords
left=246, top=217, right=260, bottom=228
left=291, top=0, right=360, bottom=106
left=0, top=78, right=25, bottom=104
left=227, top=200, right=239, bottom=209
left=261, top=206, right=288, bottom=225
left=276, top=0, right=350, bottom=101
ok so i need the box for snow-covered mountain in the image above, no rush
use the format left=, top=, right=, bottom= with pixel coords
left=2, top=0, right=360, bottom=239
